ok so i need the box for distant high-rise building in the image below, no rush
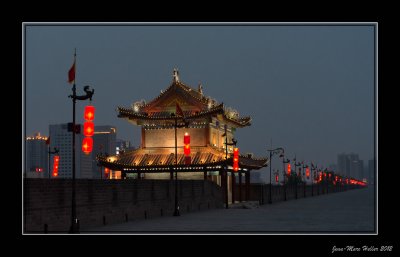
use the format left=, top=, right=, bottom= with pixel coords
left=368, top=159, right=375, bottom=185
left=92, top=126, right=117, bottom=179
left=358, top=160, right=364, bottom=180
left=49, top=123, right=92, bottom=178
left=337, top=153, right=347, bottom=176
left=337, top=153, right=363, bottom=179
left=25, top=132, right=48, bottom=178
left=348, top=153, right=359, bottom=178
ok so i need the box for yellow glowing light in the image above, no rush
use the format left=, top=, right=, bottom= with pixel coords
left=87, top=112, right=93, bottom=119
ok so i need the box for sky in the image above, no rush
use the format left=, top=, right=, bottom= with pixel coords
left=24, top=24, right=375, bottom=180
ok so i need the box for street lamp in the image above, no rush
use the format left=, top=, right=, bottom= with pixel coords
left=311, top=163, right=317, bottom=196
left=67, top=52, right=94, bottom=233
left=281, top=156, right=290, bottom=201
left=171, top=113, right=190, bottom=217
left=267, top=147, right=284, bottom=204
left=302, top=162, right=308, bottom=198
left=317, top=168, right=322, bottom=195
left=68, top=84, right=94, bottom=233
left=324, top=168, right=330, bottom=194
left=293, top=157, right=302, bottom=199
left=48, top=147, right=59, bottom=179
left=223, top=125, right=237, bottom=208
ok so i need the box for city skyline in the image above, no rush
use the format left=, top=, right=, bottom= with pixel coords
left=24, top=23, right=376, bottom=169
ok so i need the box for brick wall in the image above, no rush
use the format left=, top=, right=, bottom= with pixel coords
left=24, top=179, right=223, bottom=233
left=236, top=183, right=364, bottom=205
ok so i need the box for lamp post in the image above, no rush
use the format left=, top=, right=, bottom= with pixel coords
left=281, top=155, right=290, bottom=201
left=317, top=168, right=321, bottom=195
left=311, top=163, right=317, bottom=196
left=171, top=113, right=189, bottom=216
left=324, top=168, right=330, bottom=194
left=302, top=162, right=308, bottom=198
left=267, top=148, right=284, bottom=204
left=293, top=157, right=302, bottom=199
left=48, top=147, right=59, bottom=179
left=223, top=125, right=237, bottom=208
left=68, top=53, right=94, bottom=233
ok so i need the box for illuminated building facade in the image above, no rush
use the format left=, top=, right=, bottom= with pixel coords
left=25, top=132, right=48, bottom=178
left=49, top=123, right=93, bottom=178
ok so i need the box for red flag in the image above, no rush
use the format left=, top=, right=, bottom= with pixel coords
left=176, top=102, right=184, bottom=117
left=68, top=60, right=75, bottom=84
left=45, top=137, right=50, bottom=145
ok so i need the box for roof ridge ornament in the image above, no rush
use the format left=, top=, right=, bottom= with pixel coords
left=173, top=68, right=180, bottom=83
left=198, top=83, right=203, bottom=95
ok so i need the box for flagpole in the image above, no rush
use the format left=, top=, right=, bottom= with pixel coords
left=67, top=49, right=94, bottom=233
left=70, top=48, right=78, bottom=233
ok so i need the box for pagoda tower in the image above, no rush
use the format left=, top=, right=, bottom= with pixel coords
left=98, top=69, right=268, bottom=200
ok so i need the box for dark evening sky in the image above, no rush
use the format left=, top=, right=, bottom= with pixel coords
left=24, top=23, right=375, bottom=179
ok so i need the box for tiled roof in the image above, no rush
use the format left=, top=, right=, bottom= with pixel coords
left=141, top=81, right=209, bottom=111
left=97, top=146, right=268, bottom=171
left=118, top=103, right=224, bottom=121
left=117, top=79, right=252, bottom=127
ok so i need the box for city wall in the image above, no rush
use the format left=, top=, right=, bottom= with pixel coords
left=24, top=179, right=223, bottom=233
left=240, top=183, right=364, bottom=204
left=24, top=179, right=364, bottom=233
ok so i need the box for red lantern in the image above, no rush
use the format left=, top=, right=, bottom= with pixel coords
left=183, top=133, right=191, bottom=158
left=306, top=167, right=310, bottom=179
left=84, top=105, right=95, bottom=121
left=184, top=132, right=190, bottom=145
left=184, top=144, right=191, bottom=155
left=287, top=164, right=291, bottom=176
left=275, top=174, right=279, bottom=183
left=83, top=121, right=94, bottom=137
left=53, top=155, right=59, bottom=177
left=82, top=137, right=93, bottom=154
left=83, top=105, right=95, bottom=153
left=233, top=147, right=239, bottom=172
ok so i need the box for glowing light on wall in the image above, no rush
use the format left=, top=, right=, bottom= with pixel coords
left=83, top=122, right=94, bottom=137
left=82, top=137, right=93, bottom=154
left=52, top=155, right=59, bottom=177
left=184, top=132, right=191, bottom=164
left=82, top=105, right=95, bottom=154
left=84, top=105, right=95, bottom=121
left=233, top=147, right=239, bottom=172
